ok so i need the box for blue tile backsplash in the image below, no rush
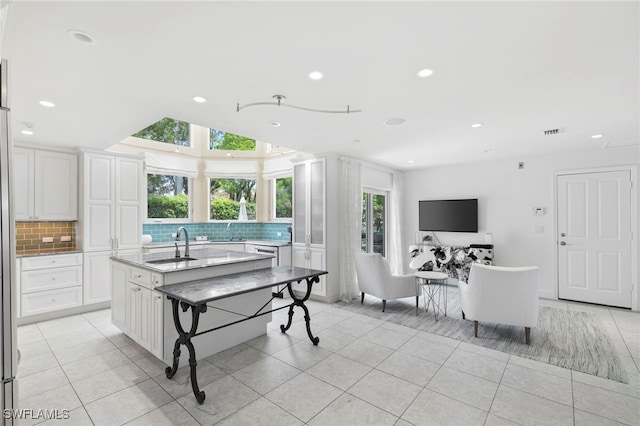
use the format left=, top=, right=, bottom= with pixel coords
left=142, top=222, right=292, bottom=243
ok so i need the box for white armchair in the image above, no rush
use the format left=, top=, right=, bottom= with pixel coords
left=354, top=252, right=418, bottom=312
left=458, top=263, right=539, bottom=344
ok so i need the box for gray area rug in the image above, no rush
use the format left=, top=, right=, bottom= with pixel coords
left=334, top=290, right=628, bottom=383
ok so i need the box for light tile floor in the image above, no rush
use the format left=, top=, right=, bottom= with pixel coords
left=16, top=297, right=640, bottom=426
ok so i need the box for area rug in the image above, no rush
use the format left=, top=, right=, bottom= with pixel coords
left=334, top=295, right=628, bottom=383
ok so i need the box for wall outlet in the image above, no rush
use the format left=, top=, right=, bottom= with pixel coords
left=171, top=233, right=177, bottom=238
left=277, top=232, right=282, bottom=237
left=535, top=225, right=544, bottom=234
left=60, top=236, right=71, bottom=242
left=42, top=237, right=54, bottom=243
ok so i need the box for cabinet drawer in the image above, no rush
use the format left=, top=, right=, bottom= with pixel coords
left=21, top=286, right=83, bottom=316
left=129, top=266, right=151, bottom=288
left=22, top=253, right=82, bottom=271
left=22, top=265, right=82, bottom=294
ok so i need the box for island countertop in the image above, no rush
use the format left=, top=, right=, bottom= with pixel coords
left=155, top=266, right=328, bottom=305
left=110, top=246, right=274, bottom=273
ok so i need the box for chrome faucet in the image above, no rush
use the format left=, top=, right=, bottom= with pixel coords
left=226, top=222, right=232, bottom=241
left=175, top=227, right=190, bottom=257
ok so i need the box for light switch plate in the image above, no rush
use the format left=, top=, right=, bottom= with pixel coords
left=60, top=236, right=71, bottom=242
left=42, top=237, right=54, bottom=243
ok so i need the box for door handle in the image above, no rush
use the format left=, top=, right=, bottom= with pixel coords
left=560, top=241, right=567, bottom=246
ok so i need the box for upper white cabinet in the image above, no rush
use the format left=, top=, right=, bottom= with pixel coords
left=292, top=158, right=327, bottom=297
left=14, top=147, right=78, bottom=221
left=81, top=152, right=143, bottom=251
left=293, top=158, right=325, bottom=247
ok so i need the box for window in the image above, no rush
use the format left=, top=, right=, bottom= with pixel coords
left=210, top=178, right=257, bottom=220
left=273, top=176, right=292, bottom=219
left=362, top=191, right=387, bottom=256
left=133, top=118, right=190, bottom=147
left=209, top=128, right=256, bottom=151
left=147, top=174, right=190, bottom=220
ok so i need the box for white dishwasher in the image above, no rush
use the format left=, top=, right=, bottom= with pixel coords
left=245, top=244, right=286, bottom=297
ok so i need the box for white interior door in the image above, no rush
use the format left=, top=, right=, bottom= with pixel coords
left=557, top=170, right=632, bottom=308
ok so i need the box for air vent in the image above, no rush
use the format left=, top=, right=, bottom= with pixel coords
left=543, top=128, right=564, bottom=136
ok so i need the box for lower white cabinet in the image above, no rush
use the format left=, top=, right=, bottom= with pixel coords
left=292, top=246, right=326, bottom=296
left=19, top=253, right=83, bottom=317
left=114, top=263, right=163, bottom=359
left=85, top=248, right=140, bottom=306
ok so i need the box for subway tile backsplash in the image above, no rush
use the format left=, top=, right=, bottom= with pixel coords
left=16, top=221, right=77, bottom=255
left=142, top=222, right=292, bottom=243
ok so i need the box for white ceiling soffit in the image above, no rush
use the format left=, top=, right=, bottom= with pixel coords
left=4, top=1, right=639, bottom=170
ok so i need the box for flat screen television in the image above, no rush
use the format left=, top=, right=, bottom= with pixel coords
left=419, top=199, right=478, bottom=233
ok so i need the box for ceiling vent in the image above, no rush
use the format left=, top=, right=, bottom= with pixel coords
left=543, top=128, right=564, bottom=136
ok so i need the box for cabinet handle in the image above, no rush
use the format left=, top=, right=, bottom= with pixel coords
left=134, top=288, right=141, bottom=292
left=155, top=296, right=162, bottom=300
left=51, top=277, right=56, bottom=281
left=51, top=260, right=56, bottom=264
left=110, top=237, right=113, bottom=249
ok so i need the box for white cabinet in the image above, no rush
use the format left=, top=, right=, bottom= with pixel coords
left=82, top=152, right=143, bottom=251
left=111, top=261, right=127, bottom=330
left=115, top=263, right=163, bottom=358
left=292, top=158, right=327, bottom=297
left=19, top=253, right=83, bottom=317
left=82, top=151, right=143, bottom=306
left=150, top=289, right=164, bottom=359
left=291, top=246, right=326, bottom=296
left=293, top=158, right=325, bottom=247
left=14, top=147, right=78, bottom=221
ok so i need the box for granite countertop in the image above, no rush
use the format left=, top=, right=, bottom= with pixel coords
left=111, top=246, right=274, bottom=273
left=17, top=249, right=82, bottom=258
left=155, top=266, right=328, bottom=305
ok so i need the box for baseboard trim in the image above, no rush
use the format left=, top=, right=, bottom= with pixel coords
left=17, top=301, right=111, bottom=326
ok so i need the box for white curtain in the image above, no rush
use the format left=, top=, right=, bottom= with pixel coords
left=205, top=160, right=258, bottom=178
left=145, top=152, right=198, bottom=178
left=338, top=157, right=362, bottom=302
left=388, top=171, right=405, bottom=275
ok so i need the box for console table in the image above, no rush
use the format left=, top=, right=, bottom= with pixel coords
left=155, top=266, right=328, bottom=404
left=409, top=244, right=493, bottom=283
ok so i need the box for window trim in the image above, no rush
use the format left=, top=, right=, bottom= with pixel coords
left=145, top=173, right=193, bottom=223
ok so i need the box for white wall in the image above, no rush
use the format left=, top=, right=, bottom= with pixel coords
left=403, top=146, right=639, bottom=301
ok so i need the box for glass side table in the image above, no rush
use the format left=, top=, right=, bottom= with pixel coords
left=414, top=271, right=448, bottom=320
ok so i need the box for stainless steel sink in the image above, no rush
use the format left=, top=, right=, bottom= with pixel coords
left=147, top=257, right=197, bottom=264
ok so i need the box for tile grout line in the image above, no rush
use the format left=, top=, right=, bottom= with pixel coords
left=34, top=320, right=97, bottom=426
left=483, top=353, right=511, bottom=426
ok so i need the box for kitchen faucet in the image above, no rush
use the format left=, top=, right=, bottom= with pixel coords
left=226, top=222, right=232, bottom=241
left=175, top=227, right=190, bottom=257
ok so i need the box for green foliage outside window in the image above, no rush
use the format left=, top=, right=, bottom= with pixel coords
left=210, top=198, right=256, bottom=221
left=210, top=178, right=257, bottom=220
left=147, top=174, right=189, bottom=219
left=210, top=129, right=256, bottom=151
left=275, top=177, right=292, bottom=218
left=133, top=118, right=190, bottom=146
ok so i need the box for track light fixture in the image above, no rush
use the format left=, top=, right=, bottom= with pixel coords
left=237, top=94, right=362, bottom=114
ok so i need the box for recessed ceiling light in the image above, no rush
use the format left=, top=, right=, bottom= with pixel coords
left=591, top=134, right=604, bottom=139
left=269, top=121, right=281, bottom=127
left=67, top=30, right=97, bottom=45
left=21, top=130, right=34, bottom=136
left=226, top=153, right=232, bottom=157
left=383, top=118, right=405, bottom=126
left=417, top=69, right=433, bottom=78
left=308, top=71, right=323, bottom=80
left=483, top=149, right=492, bottom=153
left=408, top=160, right=415, bottom=163
left=352, top=139, right=361, bottom=143
left=193, top=96, right=206, bottom=103
left=471, top=123, right=483, bottom=128
left=173, top=147, right=180, bottom=153
left=39, top=100, right=55, bottom=108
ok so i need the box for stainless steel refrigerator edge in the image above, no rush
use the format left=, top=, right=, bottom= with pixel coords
left=0, top=58, right=18, bottom=424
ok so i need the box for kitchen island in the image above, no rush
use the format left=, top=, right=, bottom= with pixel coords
left=110, top=246, right=274, bottom=365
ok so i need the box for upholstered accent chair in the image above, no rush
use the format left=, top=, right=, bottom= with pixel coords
left=354, top=252, right=418, bottom=312
left=458, top=263, right=539, bottom=344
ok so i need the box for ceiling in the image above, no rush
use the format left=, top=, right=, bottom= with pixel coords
left=3, top=1, right=638, bottom=170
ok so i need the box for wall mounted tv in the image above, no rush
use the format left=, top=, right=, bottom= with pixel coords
left=419, top=199, right=478, bottom=233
